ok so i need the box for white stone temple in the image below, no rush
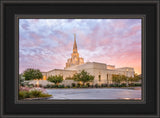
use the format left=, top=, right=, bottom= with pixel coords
left=34, top=34, right=135, bottom=86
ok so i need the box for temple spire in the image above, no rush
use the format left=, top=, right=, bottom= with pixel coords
left=73, top=33, right=77, bottom=51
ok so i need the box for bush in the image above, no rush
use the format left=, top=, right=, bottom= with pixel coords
left=21, top=83, right=25, bottom=87
left=121, top=83, right=127, bottom=87
left=129, top=83, right=135, bottom=87
left=95, top=84, right=99, bottom=88
left=66, top=85, right=70, bottom=88
left=19, top=90, right=52, bottom=100
left=75, top=85, right=78, bottom=88
left=101, top=84, right=107, bottom=87
left=76, top=83, right=81, bottom=88
left=28, top=84, right=34, bottom=88
left=51, top=85, right=58, bottom=88
left=72, top=83, right=76, bottom=87
left=19, top=91, right=30, bottom=99
left=135, top=83, right=141, bottom=86
left=86, top=83, right=90, bottom=87
left=58, top=85, right=64, bottom=88
left=90, top=85, right=94, bottom=88
left=43, top=86, right=48, bottom=88
left=109, top=84, right=118, bottom=87
left=46, top=84, right=51, bottom=88
left=82, top=85, right=88, bottom=88
left=114, top=84, right=119, bottom=87
left=118, top=84, right=122, bottom=87
left=29, top=90, right=42, bottom=98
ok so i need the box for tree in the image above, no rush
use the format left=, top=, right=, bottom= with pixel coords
left=47, top=75, right=63, bottom=85
left=128, top=74, right=141, bottom=83
left=112, top=74, right=127, bottom=85
left=23, top=68, right=43, bottom=80
left=112, top=74, right=121, bottom=84
left=73, top=70, right=94, bottom=85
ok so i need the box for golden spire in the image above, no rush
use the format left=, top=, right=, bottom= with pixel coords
left=73, top=33, right=77, bottom=51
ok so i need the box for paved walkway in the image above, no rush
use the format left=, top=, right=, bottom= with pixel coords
left=46, top=88, right=141, bottom=100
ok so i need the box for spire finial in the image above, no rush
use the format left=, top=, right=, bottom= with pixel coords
left=73, top=33, right=77, bottom=50
left=74, top=33, right=76, bottom=40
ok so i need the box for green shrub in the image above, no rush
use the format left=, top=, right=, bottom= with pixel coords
left=50, top=85, right=54, bottom=88
left=66, top=85, right=70, bottom=88
left=135, top=83, right=141, bottom=86
left=21, top=83, right=25, bottom=87
left=28, top=84, right=33, bottom=88
left=19, top=90, right=52, bottom=100
left=72, top=83, right=76, bottom=87
left=46, top=84, right=51, bottom=88
left=82, top=85, right=88, bottom=88
left=101, top=84, right=107, bottom=87
left=95, top=84, right=99, bottom=88
left=129, top=83, right=135, bottom=87
left=76, top=85, right=79, bottom=88
left=114, top=84, right=119, bottom=87
left=29, top=90, right=42, bottom=98
left=19, top=91, right=30, bottom=99
left=44, top=86, right=48, bottom=88
left=109, top=84, right=114, bottom=87
left=105, top=84, right=108, bottom=87
left=90, top=85, right=94, bottom=88
left=86, top=83, right=90, bottom=87
left=58, top=85, right=64, bottom=88
left=38, top=93, right=52, bottom=97
left=121, top=83, right=127, bottom=87
left=51, top=85, right=57, bottom=88
left=76, top=83, right=81, bottom=88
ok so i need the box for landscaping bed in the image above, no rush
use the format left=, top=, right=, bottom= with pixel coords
left=19, top=87, right=52, bottom=100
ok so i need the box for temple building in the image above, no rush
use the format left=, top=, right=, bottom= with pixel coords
left=30, top=34, right=135, bottom=86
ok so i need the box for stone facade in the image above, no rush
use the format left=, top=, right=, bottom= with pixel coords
left=39, top=34, right=135, bottom=86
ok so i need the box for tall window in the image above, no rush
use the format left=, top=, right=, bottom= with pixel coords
left=98, top=75, right=101, bottom=82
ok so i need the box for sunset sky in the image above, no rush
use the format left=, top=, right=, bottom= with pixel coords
left=19, top=19, right=141, bottom=74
